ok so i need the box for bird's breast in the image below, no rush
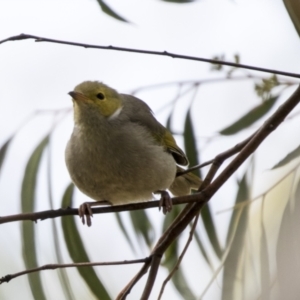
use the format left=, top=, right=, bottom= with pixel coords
left=65, top=123, right=177, bottom=203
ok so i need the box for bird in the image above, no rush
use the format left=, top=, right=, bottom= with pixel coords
left=65, top=81, right=201, bottom=226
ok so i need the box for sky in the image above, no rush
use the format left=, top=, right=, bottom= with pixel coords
left=0, top=0, right=300, bottom=299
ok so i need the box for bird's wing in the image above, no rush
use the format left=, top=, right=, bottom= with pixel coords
left=121, top=94, right=189, bottom=166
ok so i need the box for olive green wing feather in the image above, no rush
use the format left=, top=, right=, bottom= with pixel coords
left=121, top=94, right=188, bottom=166
left=162, top=130, right=188, bottom=166
left=169, top=166, right=202, bottom=196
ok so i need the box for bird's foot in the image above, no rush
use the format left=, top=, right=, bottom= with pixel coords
left=155, top=190, right=172, bottom=214
left=78, top=200, right=110, bottom=227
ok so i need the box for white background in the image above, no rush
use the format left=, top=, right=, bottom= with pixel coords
left=0, top=0, right=300, bottom=299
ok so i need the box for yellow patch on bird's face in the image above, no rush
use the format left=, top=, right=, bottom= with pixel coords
left=71, top=81, right=123, bottom=118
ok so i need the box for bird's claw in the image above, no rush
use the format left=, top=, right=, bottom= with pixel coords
left=78, top=200, right=111, bottom=227
left=78, top=202, right=93, bottom=227
left=157, top=190, right=172, bottom=214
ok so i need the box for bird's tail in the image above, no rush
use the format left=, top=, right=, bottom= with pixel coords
left=169, top=166, right=202, bottom=196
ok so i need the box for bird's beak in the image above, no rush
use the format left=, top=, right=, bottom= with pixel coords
left=68, top=91, right=88, bottom=102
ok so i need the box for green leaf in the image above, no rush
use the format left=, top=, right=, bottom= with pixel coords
left=184, top=108, right=200, bottom=177
left=161, top=204, right=196, bottom=298
left=166, top=110, right=173, bottom=132
left=276, top=180, right=300, bottom=298
left=95, top=0, right=129, bottom=23
left=260, top=222, right=271, bottom=300
left=184, top=109, right=223, bottom=259
left=222, top=173, right=250, bottom=300
left=163, top=239, right=196, bottom=300
left=129, top=210, right=154, bottom=248
left=234, top=54, right=240, bottom=64
left=220, top=95, right=279, bottom=135
left=283, top=0, right=300, bottom=38
left=61, top=183, right=111, bottom=300
left=272, top=144, right=300, bottom=169
left=0, top=137, right=12, bottom=175
left=192, top=228, right=214, bottom=271
left=114, top=212, right=136, bottom=253
left=211, top=54, right=225, bottom=71
left=161, top=0, right=195, bottom=2
left=21, top=135, right=49, bottom=300
left=47, top=147, right=74, bottom=300
left=254, top=75, right=279, bottom=99
left=162, top=203, right=182, bottom=232
left=200, top=205, right=223, bottom=259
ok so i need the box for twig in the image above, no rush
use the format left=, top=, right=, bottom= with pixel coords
left=199, top=205, right=244, bottom=299
left=217, top=162, right=300, bottom=215
left=141, top=254, right=163, bottom=300
left=1, top=34, right=300, bottom=79
left=116, top=258, right=153, bottom=300
left=126, top=84, right=300, bottom=299
left=177, top=132, right=256, bottom=178
left=158, top=213, right=200, bottom=300
left=120, top=133, right=256, bottom=298
left=0, top=258, right=149, bottom=284
left=0, top=195, right=207, bottom=225
left=1, top=134, right=255, bottom=225
left=132, top=76, right=298, bottom=94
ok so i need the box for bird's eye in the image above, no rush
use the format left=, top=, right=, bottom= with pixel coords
left=96, top=93, right=105, bottom=100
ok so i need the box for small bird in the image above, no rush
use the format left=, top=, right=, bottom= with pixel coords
left=65, top=81, right=201, bottom=226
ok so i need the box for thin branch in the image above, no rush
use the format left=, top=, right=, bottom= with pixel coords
left=127, top=84, right=300, bottom=299
left=199, top=205, right=244, bottom=299
left=123, top=131, right=255, bottom=298
left=131, top=75, right=298, bottom=94
left=141, top=254, right=163, bottom=300
left=1, top=133, right=256, bottom=225
left=0, top=258, right=149, bottom=284
left=177, top=132, right=256, bottom=177
left=116, top=258, right=153, bottom=300
left=1, top=34, right=300, bottom=79
left=218, top=162, right=300, bottom=215
left=158, top=213, right=200, bottom=300
left=0, top=195, right=206, bottom=225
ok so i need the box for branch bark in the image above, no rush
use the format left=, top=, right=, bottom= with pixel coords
left=1, top=34, right=300, bottom=79
left=119, top=84, right=300, bottom=299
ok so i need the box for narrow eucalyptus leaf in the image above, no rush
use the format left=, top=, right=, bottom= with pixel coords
left=21, top=135, right=49, bottom=300
left=184, top=108, right=222, bottom=259
left=129, top=210, right=154, bottom=247
left=222, top=173, right=250, bottom=300
left=260, top=224, right=271, bottom=299
left=272, top=144, right=300, bottom=169
left=114, top=212, right=136, bottom=253
left=193, top=228, right=214, bottom=271
left=0, top=137, right=12, bottom=175
left=200, top=205, right=223, bottom=259
left=276, top=180, right=300, bottom=298
left=162, top=204, right=183, bottom=232
left=95, top=0, right=129, bottom=23
left=171, top=267, right=196, bottom=300
left=48, top=171, right=74, bottom=300
left=283, top=0, right=300, bottom=38
left=183, top=108, right=199, bottom=176
left=162, top=0, right=195, bottom=3
left=220, top=95, right=279, bottom=135
left=163, top=241, right=196, bottom=299
left=166, top=111, right=173, bottom=131
left=61, top=183, right=111, bottom=300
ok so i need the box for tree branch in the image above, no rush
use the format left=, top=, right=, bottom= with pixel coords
left=158, top=213, right=200, bottom=300
left=0, top=130, right=264, bottom=226
left=0, top=258, right=149, bottom=284
left=1, top=34, right=300, bottom=79
left=0, top=195, right=207, bottom=225
left=116, top=258, right=153, bottom=300
left=123, top=84, right=300, bottom=299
